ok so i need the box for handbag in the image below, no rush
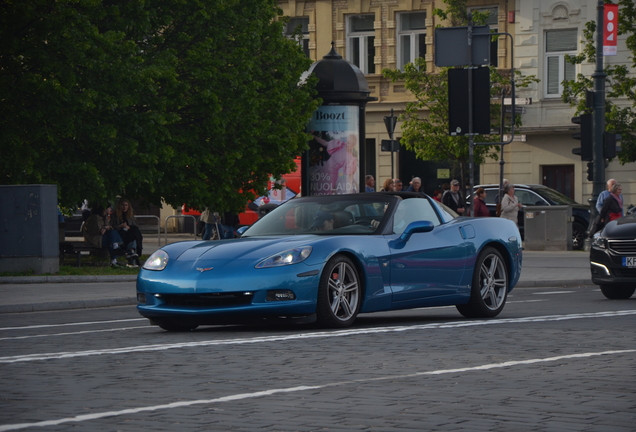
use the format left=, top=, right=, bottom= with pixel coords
left=609, top=212, right=622, bottom=221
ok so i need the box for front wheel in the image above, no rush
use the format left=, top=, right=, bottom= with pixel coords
left=457, top=247, right=508, bottom=318
left=600, top=284, right=635, bottom=299
left=316, top=255, right=361, bottom=328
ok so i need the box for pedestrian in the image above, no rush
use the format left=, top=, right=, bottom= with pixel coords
left=82, top=205, right=126, bottom=267
left=495, top=179, right=510, bottom=216
left=200, top=208, right=218, bottom=240
left=473, top=188, right=490, bottom=217
left=110, top=198, right=143, bottom=266
left=406, top=177, right=423, bottom=193
left=499, top=183, right=522, bottom=226
left=380, top=178, right=395, bottom=192
left=596, top=178, right=622, bottom=214
left=365, top=175, right=375, bottom=192
left=432, top=190, right=443, bottom=202
left=393, top=179, right=403, bottom=191
left=593, top=182, right=624, bottom=233
left=442, top=180, right=466, bottom=215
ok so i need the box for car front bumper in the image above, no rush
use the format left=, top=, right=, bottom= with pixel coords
left=590, top=247, right=636, bottom=285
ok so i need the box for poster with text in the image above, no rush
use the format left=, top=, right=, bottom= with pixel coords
left=307, top=105, right=360, bottom=195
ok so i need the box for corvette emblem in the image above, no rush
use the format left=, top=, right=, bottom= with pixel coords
left=196, top=267, right=214, bottom=272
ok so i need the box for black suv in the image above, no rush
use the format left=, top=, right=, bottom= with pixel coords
left=470, top=184, right=591, bottom=250
left=590, top=206, right=636, bottom=299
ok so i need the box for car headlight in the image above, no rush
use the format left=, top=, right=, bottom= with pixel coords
left=255, top=246, right=312, bottom=268
left=143, top=250, right=169, bottom=271
left=592, top=232, right=607, bottom=249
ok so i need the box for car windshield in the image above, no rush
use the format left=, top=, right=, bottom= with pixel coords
left=536, top=187, right=578, bottom=205
left=242, top=195, right=394, bottom=237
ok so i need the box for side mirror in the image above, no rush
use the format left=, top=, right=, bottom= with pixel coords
left=399, top=220, right=434, bottom=242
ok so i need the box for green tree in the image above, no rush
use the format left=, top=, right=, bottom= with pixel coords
left=562, top=0, right=635, bottom=163
left=383, top=0, right=537, bottom=186
left=0, top=0, right=318, bottom=213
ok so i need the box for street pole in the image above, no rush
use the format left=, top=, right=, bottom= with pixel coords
left=585, top=0, right=607, bottom=251
left=389, top=109, right=395, bottom=180
left=467, top=16, right=475, bottom=217
left=384, top=109, right=397, bottom=181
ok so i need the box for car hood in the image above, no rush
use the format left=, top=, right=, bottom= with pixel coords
left=602, top=214, right=636, bottom=238
left=166, top=236, right=317, bottom=260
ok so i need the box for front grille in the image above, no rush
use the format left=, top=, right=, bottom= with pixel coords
left=161, top=293, right=253, bottom=308
left=608, top=240, right=636, bottom=255
left=612, top=268, right=636, bottom=278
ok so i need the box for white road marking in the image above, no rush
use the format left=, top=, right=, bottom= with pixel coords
left=1, top=310, right=634, bottom=364
left=508, top=299, right=545, bottom=303
left=532, top=291, right=575, bottom=295
left=0, top=302, right=543, bottom=341
left=0, top=348, right=633, bottom=432
left=0, top=318, right=146, bottom=332
left=0, top=326, right=149, bottom=342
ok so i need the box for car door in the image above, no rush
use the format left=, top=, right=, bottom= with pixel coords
left=388, top=199, right=468, bottom=304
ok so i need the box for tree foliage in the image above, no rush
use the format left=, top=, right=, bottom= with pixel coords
left=562, top=0, right=636, bottom=164
left=383, top=0, right=537, bottom=185
left=0, top=0, right=319, bottom=213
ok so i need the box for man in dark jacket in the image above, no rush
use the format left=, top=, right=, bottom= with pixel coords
left=442, top=179, right=466, bottom=215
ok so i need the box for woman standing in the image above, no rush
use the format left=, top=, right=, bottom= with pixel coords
left=380, top=178, right=395, bottom=192
left=473, top=188, right=490, bottom=217
left=499, top=184, right=522, bottom=226
left=594, top=183, right=623, bottom=233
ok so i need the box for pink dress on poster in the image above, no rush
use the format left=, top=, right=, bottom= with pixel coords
left=313, top=134, right=358, bottom=193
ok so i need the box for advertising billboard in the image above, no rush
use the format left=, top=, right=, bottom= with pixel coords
left=307, top=105, right=360, bottom=195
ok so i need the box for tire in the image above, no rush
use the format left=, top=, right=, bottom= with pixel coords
left=457, top=247, right=508, bottom=318
left=158, top=322, right=199, bottom=332
left=600, top=284, right=635, bottom=300
left=316, top=255, right=361, bottom=328
left=572, top=222, right=586, bottom=251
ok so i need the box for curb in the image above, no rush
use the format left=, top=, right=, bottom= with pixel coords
left=0, top=297, right=137, bottom=314
left=0, top=275, right=137, bottom=284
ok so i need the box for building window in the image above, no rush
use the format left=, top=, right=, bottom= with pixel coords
left=545, top=29, right=577, bottom=97
left=285, top=17, right=310, bottom=58
left=397, top=12, right=426, bottom=69
left=347, top=14, right=376, bottom=74
left=469, top=6, right=498, bottom=67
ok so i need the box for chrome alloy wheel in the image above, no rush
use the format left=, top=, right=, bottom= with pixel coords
left=327, top=260, right=360, bottom=321
left=479, top=252, right=508, bottom=310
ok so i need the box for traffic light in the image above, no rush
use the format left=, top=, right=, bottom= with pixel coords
left=571, top=114, right=593, bottom=161
left=603, top=132, right=622, bottom=159
left=586, top=161, right=594, bottom=181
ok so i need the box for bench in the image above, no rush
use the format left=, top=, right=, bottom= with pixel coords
left=59, top=241, right=109, bottom=267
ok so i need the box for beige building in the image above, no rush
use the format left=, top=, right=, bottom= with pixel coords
left=279, top=0, right=634, bottom=207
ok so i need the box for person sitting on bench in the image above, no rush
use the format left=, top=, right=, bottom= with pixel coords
left=83, top=205, right=126, bottom=267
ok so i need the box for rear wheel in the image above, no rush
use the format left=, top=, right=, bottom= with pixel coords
left=600, top=284, right=635, bottom=299
left=316, top=255, right=361, bottom=328
left=572, top=222, right=586, bottom=250
left=457, top=247, right=508, bottom=318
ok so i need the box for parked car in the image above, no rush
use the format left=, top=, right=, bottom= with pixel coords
left=469, top=184, right=591, bottom=250
left=137, top=192, right=522, bottom=331
left=590, top=206, right=636, bottom=299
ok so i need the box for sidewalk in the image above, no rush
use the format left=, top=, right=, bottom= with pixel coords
left=0, top=249, right=592, bottom=314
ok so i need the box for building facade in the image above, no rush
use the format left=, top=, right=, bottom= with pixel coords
left=278, top=0, right=634, bottom=207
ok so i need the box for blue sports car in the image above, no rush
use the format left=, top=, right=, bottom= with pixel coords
left=137, top=192, right=522, bottom=331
